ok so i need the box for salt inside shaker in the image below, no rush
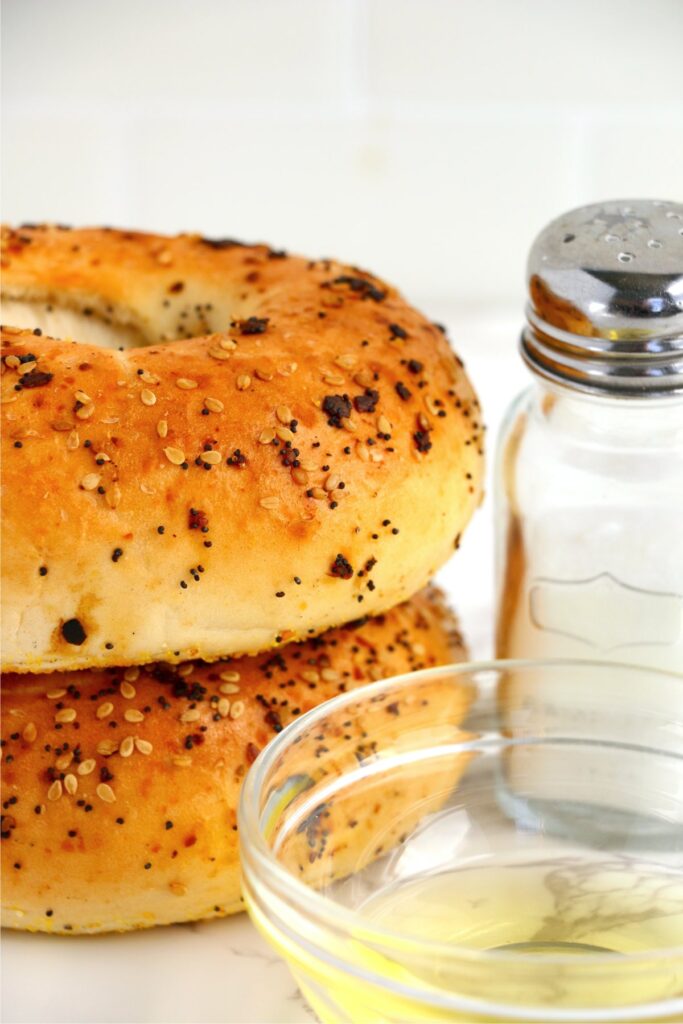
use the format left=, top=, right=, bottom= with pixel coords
left=495, top=199, right=683, bottom=672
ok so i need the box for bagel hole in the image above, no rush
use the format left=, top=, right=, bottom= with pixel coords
left=1, top=298, right=148, bottom=349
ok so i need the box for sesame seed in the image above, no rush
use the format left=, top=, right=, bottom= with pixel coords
left=309, top=486, right=327, bottom=500
left=66, top=430, right=80, bottom=451
left=179, top=708, right=200, bottom=724
left=301, top=670, right=320, bottom=684
left=140, top=369, right=159, bottom=385
left=177, top=663, right=194, bottom=677
left=163, top=446, right=185, bottom=466
left=220, top=687, right=242, bottom=707
left=324, top=474, right=341, bottom=492
left=55, top=753, right=73, bottom=771
left=219, top=337, right=237, bottom=351
left=119, top=736, right=135, bottom=758
left=22, top=722, right=37, bottom=743
left=95, top=451, right=111, bottom=463
left=255, top=368, right=274, bottom=382
left=172, top=755, right=192, bottom=768
left=135, top=738, right=153, bottom=755
left=275, top=426, right=294, bottom=443
left=77, top=759, right=96, bottom=776
left=217, top=698, right=231, bottom=717
left=236, top=374, right=251, bottom=391
left=74, top=390, right=92, bottom=404
left=354, top=369, right=374, bottom=388
left=201, top=450, right=222, bottom=465
left=105, top=484, right=122, bottom=509
left=335, top=353, right=357, bottom=369
left=418, top=412, right=431, bottom=431
left=170, top=881, right=187, bottom=896
left=64, top=773, right=78, bottom=796
left=209, top=346, right=232, bottom=360
left=342, top=417, right=357, bottom=433
left=377, top=414, right=392, bottom=435
left=229, top=701, right=245, bottom=720
left=47, top=780, right=63, bottom=801
left=120, top=681, right=136, bottom=699
left=55, top=708, right=77, bottom=724
left=291, top=467, right=309, bottom=486
left=176, top=378, right=198, bottom=390
left=356, top=442, right=370, bottom=462
left=204, top=396, right=224, bottom=413
left=96, top=783, right=116, bottom=803
left=96, top=701, right=114, bottom=719
left=140, top=388, right=157, bottom=406
left=322, top=372, right=345, bottom=386
left=258, top=428, right=275, bottom=444
left=97, top=740, right=119, bottom=756
left=124, top=667, right=140, bottom=682
left=4, top=354, right=21, bottom=369
left=219, top=670, right=241, bottom=683
left=124, top=709, right=145, bottom=723
left=75, top=403, right=95, bottom=420
left=259, top=496, right=279, bottom=510
left=157, top=419, right=168, bottom=438
left=276, top=405, right=293, bottom=424
left=80, top=473, right=101, bottom=491
left=321, top=667, right=339, bottom=682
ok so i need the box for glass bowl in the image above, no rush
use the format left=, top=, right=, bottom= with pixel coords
left=238, top=659, right=683, bottom=1023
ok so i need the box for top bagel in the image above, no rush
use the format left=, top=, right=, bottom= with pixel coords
left=1, top=225, right=483, bottom=673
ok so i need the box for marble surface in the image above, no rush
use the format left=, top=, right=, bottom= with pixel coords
left=2, top=914, right=316, bottom=1024
left=1, top=308, right=523, bottom=1024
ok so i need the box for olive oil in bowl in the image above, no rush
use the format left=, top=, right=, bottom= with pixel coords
left=240, top=661, right=683, bottom=1023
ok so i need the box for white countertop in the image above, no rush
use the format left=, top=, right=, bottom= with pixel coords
left=2, top=307, right=525, bottom=1024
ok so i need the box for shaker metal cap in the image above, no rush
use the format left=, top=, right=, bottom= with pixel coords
left=522, top=199, right=683, bottom=396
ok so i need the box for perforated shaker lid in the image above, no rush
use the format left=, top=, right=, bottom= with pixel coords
left=522, top=199, right=683, bottom=396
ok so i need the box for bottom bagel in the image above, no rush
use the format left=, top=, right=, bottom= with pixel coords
left=1, top=586, right=468, bottom=934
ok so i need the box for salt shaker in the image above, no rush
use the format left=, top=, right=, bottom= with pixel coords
left=495, top=199, right=683, bottom=672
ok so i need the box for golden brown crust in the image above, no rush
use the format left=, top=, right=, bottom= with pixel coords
left=1, top=586, right=467, bottom=933
left=1, top=225, right=483, bottom=672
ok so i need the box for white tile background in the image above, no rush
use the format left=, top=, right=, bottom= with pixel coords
left=3, top=0, right=682, bottom=311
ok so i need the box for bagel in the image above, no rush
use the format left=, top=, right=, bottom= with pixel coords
left=0, top=586, right=468, bottom=933
left=0, top=225, right=483, bottom=673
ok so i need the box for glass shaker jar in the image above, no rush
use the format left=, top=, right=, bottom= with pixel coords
left=495, top=199, right=683, bottom=672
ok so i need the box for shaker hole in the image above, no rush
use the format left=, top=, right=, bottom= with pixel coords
left=617, top=252, right=635, bottom=263
left=603, top=233, right=620, bottom=243
left=647, top=239, right=663, bottom=249
left=562, top=233, right=575, bottom=243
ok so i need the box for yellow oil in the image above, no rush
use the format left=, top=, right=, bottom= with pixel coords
left=360, top=860, right=683, bottom=956
left=252, top=858, right=683, bottom=1023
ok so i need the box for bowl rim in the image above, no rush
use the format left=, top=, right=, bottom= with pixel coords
left=238, top=657, right=683, bottom=971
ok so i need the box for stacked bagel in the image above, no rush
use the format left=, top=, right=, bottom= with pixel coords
left=0, top=225, right=483, bottom=932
